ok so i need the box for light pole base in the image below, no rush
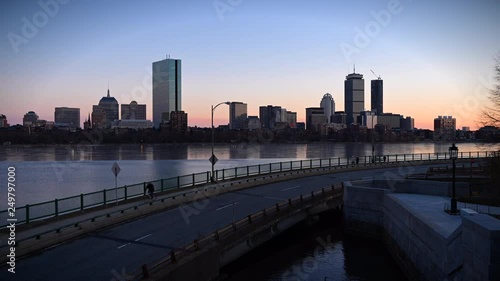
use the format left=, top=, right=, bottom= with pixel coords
left=450, top=197, right=458, bottom=214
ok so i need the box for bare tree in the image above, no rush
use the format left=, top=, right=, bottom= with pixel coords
left=481, top=56, right=500, bottom=127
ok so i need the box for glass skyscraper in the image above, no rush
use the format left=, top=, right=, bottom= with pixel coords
left=371, top=79, right=383, bottom=115
left=153, top=58, right=181, bottom=128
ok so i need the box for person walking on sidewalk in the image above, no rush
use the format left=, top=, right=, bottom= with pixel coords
left=146, top=182, right=155, bottom=199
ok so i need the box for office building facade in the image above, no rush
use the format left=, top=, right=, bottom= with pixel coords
left=229, top=102, right=247, bottom=130
left=305, top=107, right=325, bottom=132
left=259, top=105, right=282, bottom=129
left=55, top=107, right=80, bottom=128
left=153, top=58, right=181, bottom=128
left=345, top=72, right=364, bottom=125
left=371, top=79, right=383, bottom=114
left=434, top=115, right=456, bottom=141
left=121, top=101, right=146, bottom=120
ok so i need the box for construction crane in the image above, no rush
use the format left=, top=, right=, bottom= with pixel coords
left=370, top=69, right=381, bottom=80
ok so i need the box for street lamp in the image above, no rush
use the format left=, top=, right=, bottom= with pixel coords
left=211, top=101, right=230, bottom=182
left=449, top=143, right=459, bottom=213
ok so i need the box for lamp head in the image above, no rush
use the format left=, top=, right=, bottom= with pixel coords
left=448, top=143, right=459, bottom=160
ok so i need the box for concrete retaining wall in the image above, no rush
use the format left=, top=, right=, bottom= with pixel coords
left=343, top=179, right=500, bottom=281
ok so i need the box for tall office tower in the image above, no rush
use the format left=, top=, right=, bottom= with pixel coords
left=153, top=57, right=181, bottom=128
left=371, top=79, right=383, bottom=114
left=55, top=107, right=80, bottom=128
left=229, top=102, right=248, bottom=130
left=92, top=89, right=119, bottom=129
left=434, top=115, right=456, bottom=141
left=320, top=93, right=335, bottom=123
left=344, top=71, right=364, bottom=125
left=121, top=101, right=147, bottom=120
left=259, top=105, right=282, bottom=129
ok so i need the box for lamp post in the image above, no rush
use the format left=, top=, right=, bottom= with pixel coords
left=449, top=143, right=459, bottom=213
left=211, top=101, right=230, bottom=182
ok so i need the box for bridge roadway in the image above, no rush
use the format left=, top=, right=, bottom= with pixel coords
left=2, top=163, right=444, bottom=281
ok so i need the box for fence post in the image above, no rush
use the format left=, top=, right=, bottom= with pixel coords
left=235, top=167, right=238, bottom=179
left=161, top=179, right=164, bottom=192
left=269, top=163, right=272, bottom=172
left=192, top=173, right=195, bottom=186
left=258, top=165, right=261, bottom=175
left=247, top=166, right=249, bottom=176
left=310, top=159, right=313, bottom=168
left=103, top=189, right=107, bottom=205
left=124, top=185, right=128, bottom=200
left=404, top=154, right=406, bottom=162
left=222, top=169, right=225, bottom=181
left=329, top=158, right=331, bottom=167
left=300, top=160, right=303, bottom=170
left=80, top=194, right=84, bottom=211
left=177, top=176, right=180, bottom=188
left=55, top=199, right=59, bottom=217
left=290, top=161, right=293, bottom=171
left=396, top=155, right=398, bottom=162
left=280, top=162, right=282, bottom=172
left=338, top=157, right=340, bottom=166
left=26, top=205, right=30, bottom=224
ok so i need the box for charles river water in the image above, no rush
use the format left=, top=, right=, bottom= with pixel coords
left=1, top=142, right=498, bottom=280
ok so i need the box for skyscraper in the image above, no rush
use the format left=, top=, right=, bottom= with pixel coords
left=229, top=102, right=247, bottom=130
left=344, top=71, right=364, bottom=125
left=371, top=79, right=383, bottom=114
left=320, top=93, right=335, bottom=123
left=153, top=57, right=181, bottom=128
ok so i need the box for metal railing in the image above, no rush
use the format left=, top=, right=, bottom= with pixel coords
left=0, top=150, right=496, bottom=228
left=130, top=184, right=343, bottom=280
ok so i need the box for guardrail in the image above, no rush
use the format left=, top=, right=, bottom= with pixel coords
left=0, top=150, right=497, bottom=228
left=130, top=184, right=343, bottom=280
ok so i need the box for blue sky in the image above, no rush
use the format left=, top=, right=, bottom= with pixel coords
left=1, top=0, right=499, bottom=129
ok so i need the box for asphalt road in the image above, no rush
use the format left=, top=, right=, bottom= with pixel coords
left=1, top=164, right=439, bottom=281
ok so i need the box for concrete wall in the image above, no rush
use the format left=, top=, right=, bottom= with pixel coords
left=461, top=209, right=500, bottom=281
left=343, top=179, right=500, bottom=281
left=343, top=182, right=389, bottom=239
left=383, top=194, right=462, bottom=281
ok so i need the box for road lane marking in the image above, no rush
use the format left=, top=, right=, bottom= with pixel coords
left=216, top=202, right=238, bottom=211
left=117, top=234, right=152, bottom=249
left=135, top=234, right=152, bottom=241
left=280, top=185, right=301, bottom=191
left=117, top=243, right=130, bottom=249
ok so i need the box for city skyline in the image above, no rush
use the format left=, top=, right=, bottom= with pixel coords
left=1, top=0, right=499, bottom=130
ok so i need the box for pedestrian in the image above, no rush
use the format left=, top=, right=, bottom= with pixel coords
left=146, top=182, right=155, bottom=199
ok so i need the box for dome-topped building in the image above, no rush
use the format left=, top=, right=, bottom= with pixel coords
left=92, top=88, right=119, bottom=129
left=320, top=93, right=335, bottom=123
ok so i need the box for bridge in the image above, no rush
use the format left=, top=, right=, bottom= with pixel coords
left=0, top=151, right=496, bottom=281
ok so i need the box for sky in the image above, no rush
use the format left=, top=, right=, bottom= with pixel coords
left=1, top=0, right=499, bottom=129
